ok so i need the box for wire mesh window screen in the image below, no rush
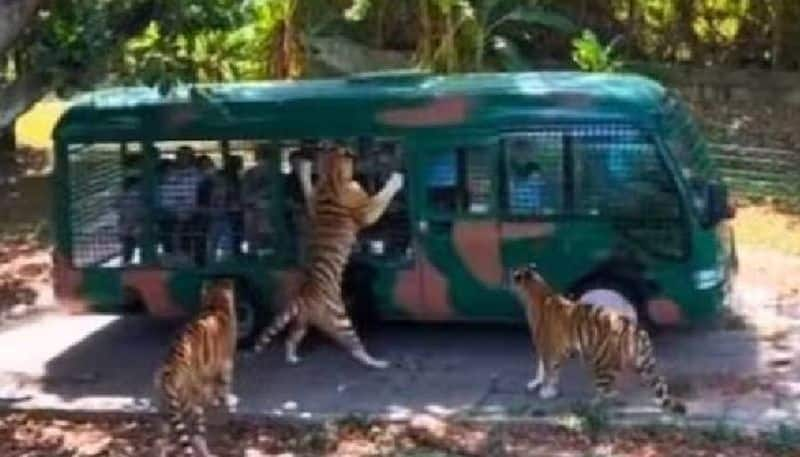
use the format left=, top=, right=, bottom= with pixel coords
left=355, top=138, right=411, bottom=260
left=572, top=125, right=680, bottom=221
left=463, top=146, right=493, bottom=215
left=572, top=125, right=686, bottom=258
left=68, top=143, right=129, bottom=267
left=425, top=150, right=458, bottom=215
left=153, top=141, right=279, bottom=265
left=503, top=132, right=564, bottom=217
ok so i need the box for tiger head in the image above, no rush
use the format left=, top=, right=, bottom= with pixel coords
left=511, top=263, right=553, bottom=306
left=200, top=278, right=236, bottom=314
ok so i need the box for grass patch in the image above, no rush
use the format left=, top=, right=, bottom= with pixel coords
left=762, top=424, right=800, bottom=456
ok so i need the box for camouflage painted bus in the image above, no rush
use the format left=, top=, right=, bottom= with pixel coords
left=52, top=71, right=737, bottom=347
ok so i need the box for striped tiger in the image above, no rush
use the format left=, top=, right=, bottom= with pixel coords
left=252, top=146, right=403, bottom=369
left=154, top=278, right=237, bottom=457
left=510, top=264, right=686, bottom=414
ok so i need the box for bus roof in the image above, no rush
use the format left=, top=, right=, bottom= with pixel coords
left=53, top=71, right=669, bottom=142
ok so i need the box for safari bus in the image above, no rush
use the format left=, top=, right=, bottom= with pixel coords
left=51, top=71, right=737, bottom=347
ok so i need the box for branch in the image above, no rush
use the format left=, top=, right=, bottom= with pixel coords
left=0, top=71, right=49, bottom=131
left=0, top=0, right=157, bottom=131
left=0, top=0, right=45, bottom=56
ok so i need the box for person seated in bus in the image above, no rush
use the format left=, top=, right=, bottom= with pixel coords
left=194, top=154, right=217, bottom=264
left=206, top=154, right=244, bottom=259
left=118, top=176, right=144, bottom=264
left=242, top=144, right=274, bottom=255
left=158, top=146, right=204, bottom=263
left=508, top=158, right=544, bottom=216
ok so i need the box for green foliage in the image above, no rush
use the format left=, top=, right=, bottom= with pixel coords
left=762, top=423, right=800, bottom=455
left=116, top=0, right=252, bottom=93
left=571, top=29, right=623, bottom=72
left=702, top=420, right=743, bottom=444
left=570, top=400, right=612, bottom=440
left=344, top=0, right=373, bottom=22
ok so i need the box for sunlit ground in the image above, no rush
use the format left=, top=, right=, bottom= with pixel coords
left=734, top=206, right=800, bottom=256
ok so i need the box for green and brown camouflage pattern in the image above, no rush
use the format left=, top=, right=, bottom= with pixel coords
left=52, top=71, right=735, bottom=326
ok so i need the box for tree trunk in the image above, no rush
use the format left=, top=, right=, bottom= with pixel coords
left=0, top=0, right=44, bottom=56
left=772, top=0, right=784, bottom=68
left=0, top=125, right=15, bottom=153
left=0, top=71, right=49, bottom=133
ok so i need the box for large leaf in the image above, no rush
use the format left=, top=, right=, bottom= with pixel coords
left=491, top=34, right=532, bottom=71
left=504, top=5, right=578, bottom=34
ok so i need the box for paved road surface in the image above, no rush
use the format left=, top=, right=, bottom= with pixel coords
left=2, top=310, right=798, bottom=430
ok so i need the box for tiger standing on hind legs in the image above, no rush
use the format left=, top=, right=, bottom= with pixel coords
left=510, top=264, right=686, bottom=415
left=252, top=145, right=404, bottom=369
left=154, top=278, right=237, bottom=457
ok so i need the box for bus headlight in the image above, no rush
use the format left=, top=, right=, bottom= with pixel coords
left=693, top=267, right=725, bottom=290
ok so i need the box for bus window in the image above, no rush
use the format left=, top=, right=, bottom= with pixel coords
left=150, top=140, right=282, bottom=265
left=572, top=126, right=680, bottom=220
left=501, top=132, right=564, bottom=217
left=68, top=142, right=144, bottom=268
left=462, top=146, right=493, bottom=215
left=424, top=144, right=496, bottom=218
left=354, top=138, right=411, bottom=260
left=425, top=151, right=458, bottom=215
left=571, top=125, right=686, bottom=258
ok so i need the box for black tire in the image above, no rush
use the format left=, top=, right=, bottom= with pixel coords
left=571, top=278, right=654, bottom=330
left=234, top=277, right=270, bottom=350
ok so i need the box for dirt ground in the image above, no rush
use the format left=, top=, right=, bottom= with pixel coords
left=2, top=411, right=797, bottom=457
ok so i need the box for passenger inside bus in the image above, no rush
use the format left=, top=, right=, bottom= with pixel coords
left=118, top=175, right=144, bottom=264
left=242, top=144, right=274, bottom=255
left=157, top=146, right=204, bottom=264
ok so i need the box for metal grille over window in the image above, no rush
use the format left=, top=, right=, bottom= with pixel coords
left=504, top=132, right=564, bottom=216
left=571, top=124, right=684, bottom=258
left=356, top=139, right=411, bottom=260
left=573, top=125, right=680, bottom=220
left=154, top=141, right=276, bottom=266
left=463, top=146, right=492, bottom=215
left=68, top=143, right=136, bottom=267
left=425, top=151, right=458, bottom=214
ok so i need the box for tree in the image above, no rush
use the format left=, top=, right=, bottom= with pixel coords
left=0, top=0, right=44, bottom=56
left=0, top=0, right=250, bottom=139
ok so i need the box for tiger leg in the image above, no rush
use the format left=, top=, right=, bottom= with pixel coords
left=211, top=361, right=234, bottom=410
left=318, top=304, right=389, bottom=369
left=189, top=404, right=214, bottom=457
left=591, top=364, right=620, bottom=407
left=251, top=300, right=300, bottom=354
left=526, top=357, right=546, bottom=392
left=538, top=355, right=563, bottom=400
left=285, top=320, right=309, bottom=365
left=634, top=329, right=686, bottom=414
left=358, top=173, right=403, bottom=226
left=165, top=399, right=194, bottom=456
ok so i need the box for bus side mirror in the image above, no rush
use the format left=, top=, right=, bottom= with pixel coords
left=704, top=181, right=735, bottom=227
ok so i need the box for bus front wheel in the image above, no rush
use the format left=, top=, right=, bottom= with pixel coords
left=572, top=279, right=649, bottom=328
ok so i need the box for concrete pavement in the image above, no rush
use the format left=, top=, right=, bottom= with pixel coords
left=1, top=309, right=798, bottom=432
